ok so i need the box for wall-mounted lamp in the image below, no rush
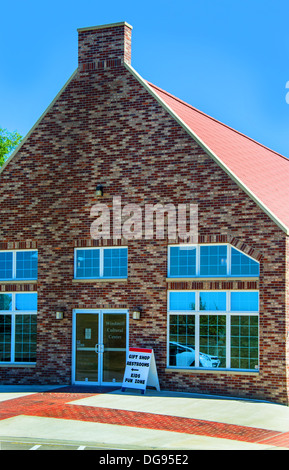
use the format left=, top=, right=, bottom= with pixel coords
left=132, top=307, right=142, bottom=320
left=56, top=308, right=65, bottom=320
left=96, top=184, right=103, bottom=197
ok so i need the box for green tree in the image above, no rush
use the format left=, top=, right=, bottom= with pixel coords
left=0, top=128, right=22, bottom=167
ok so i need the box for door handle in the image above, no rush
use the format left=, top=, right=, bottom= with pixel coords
left=95, top=344, right=104, bottom=353
left=94, top=344, right=99, bottom=353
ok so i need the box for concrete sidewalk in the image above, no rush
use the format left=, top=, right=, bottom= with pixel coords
left=0, top=385, right=289, bottom=450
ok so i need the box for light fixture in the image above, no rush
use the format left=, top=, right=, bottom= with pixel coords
left=96, top=184, right=103, bottom=197
left=55, top=307, right=65, bottom=320
left=132, top=307, right=142, bottom=320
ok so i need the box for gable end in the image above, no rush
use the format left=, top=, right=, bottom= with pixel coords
left=124, top=62, right=289, bottom=236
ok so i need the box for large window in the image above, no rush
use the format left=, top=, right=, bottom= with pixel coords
left=0, top=251, right=38, bottom=281
left=168, top=245, right=259, bottom=278
left=168, top=290, right=259, bottom=371
left=0, top=293, right=37, bottom=363
left=75, top=247, right=128, bottom=279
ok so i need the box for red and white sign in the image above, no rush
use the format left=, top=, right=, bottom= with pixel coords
left=122, top=347, right=160, bottom=393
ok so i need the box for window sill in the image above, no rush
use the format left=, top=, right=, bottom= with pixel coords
left=166, top=277, right=259, bottom=282
left=0, top=363, right=36, bottom=368
left=165, top=368, right=259, bottom=376
left=0, top=280, right=37, bottom=284
left=73, top=278, right=128, bottom=283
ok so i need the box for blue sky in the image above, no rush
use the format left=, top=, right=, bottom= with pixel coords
left=1, top=0, right=289, bottom=157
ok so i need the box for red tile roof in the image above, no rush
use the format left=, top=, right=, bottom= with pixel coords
left=148, top=81, right=289, bottom=233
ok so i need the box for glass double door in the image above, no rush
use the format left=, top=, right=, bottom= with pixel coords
left=73, top=310, right=127, bottom=385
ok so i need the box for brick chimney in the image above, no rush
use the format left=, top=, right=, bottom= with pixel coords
left=77, top=21, right=132, bottom=71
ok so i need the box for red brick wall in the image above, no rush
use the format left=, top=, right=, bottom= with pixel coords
left=0, top=54, right=288, bottom=404
left=78, top=22, right=132, bottom=69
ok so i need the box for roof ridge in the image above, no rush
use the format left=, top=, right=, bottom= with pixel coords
left=147, top=81, right=289, bottom=163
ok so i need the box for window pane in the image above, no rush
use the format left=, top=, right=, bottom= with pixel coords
left=200, top=245, right=227, bottom=276
left=15, top=314, right=37, bottom=362
left=103, top=248, right=127, bottom=278
left=231, top=316, right=258, bottom=369
left=0, top=314, right=11, bottom=361
left=15, top=294, right=37, bottom=311
left=76, top=249, right=100, bottom=278
left=231, top=292, right=259, bottom=311
left=169, top=246, right=196, bottom=277
left=16, top=251, right=38, bottom=280
left=231, top=248, right=259, bottom=276
left=199, top=292, right=226, bottom=311
left=169, top=292, right=195, bottom=311
left=199, top=315, right=225, bottom=367
left=169, top=315, right=195, bottom=366
left=0, top=252, right=13, bottom=280
left=0, top=294, right=12, bottom=311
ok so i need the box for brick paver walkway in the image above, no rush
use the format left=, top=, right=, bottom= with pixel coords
left=0, top=388, right=289, bottom=448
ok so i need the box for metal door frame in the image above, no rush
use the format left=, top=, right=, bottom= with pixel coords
left=72, top=309, right=129, bottom=386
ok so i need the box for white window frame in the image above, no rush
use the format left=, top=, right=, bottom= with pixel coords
left=167, top=244, right=259, bottom=278
left=74, top=247, right=128, bottom=279
left=0, top=292, right=37, bottom=364
left=0, top=249, right=38, bottom=281
left=167, top=290, right=259, bottom=372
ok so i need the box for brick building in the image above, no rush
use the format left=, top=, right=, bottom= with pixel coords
left=1, top=22, right=289, bottom=405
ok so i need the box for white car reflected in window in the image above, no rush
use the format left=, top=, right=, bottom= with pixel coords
left=169, top=341, right=220, bottom=368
